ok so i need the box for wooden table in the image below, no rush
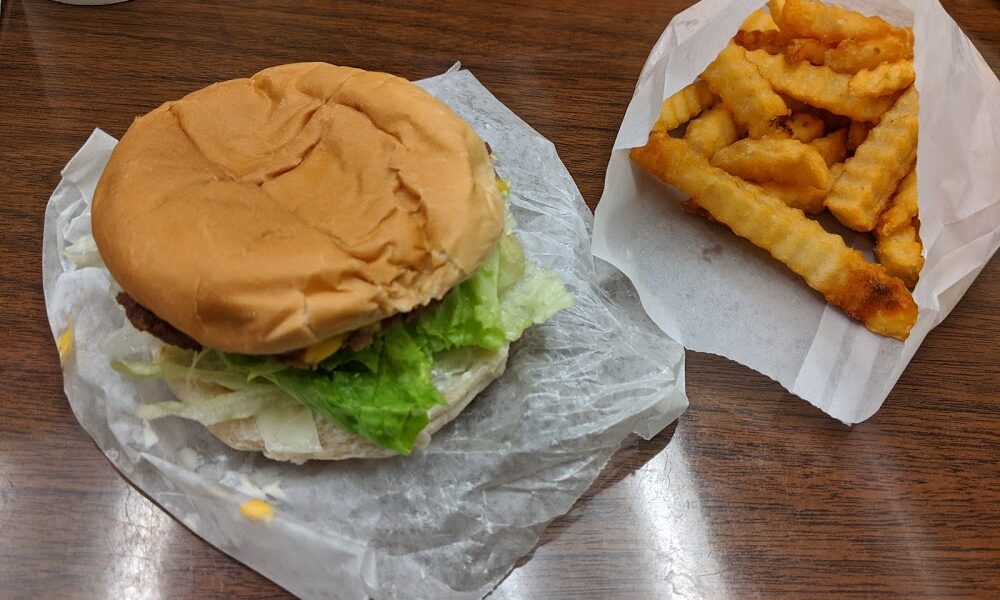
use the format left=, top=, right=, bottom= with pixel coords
left=2, top=0, right=998, bottom=597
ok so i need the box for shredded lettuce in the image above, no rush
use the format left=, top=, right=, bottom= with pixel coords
left=113, top=354, right=260, bottom=391
left=134, top=386, right=297, bottom=425
left=124, top=232, right=572, bottom=455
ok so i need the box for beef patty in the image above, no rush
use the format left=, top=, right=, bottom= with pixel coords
left=116, top=292, right=435, bottom=363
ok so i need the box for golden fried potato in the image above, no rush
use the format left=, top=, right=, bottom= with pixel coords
left=702, top=44, right=790, bottom=138
left=824, top=31, right=914, bottom=74
left=875, top=170, right=922, bottom=288
left=829, top=162, right=846, bottom=185
left=877, top=169, right=919, bottom=232
left=776, top=0, right=899, bottom=44
left=745, top=49, right=897, bottom=122
left=684, top=105, right=743, bottom=158
left=808, top=128, right=849, bottom=166
left=784, top=38, right=831, bottom=66
left=756, top=181, right=828, bottom=214
left=711, top=137, right=831, bottom=189
left=876, top=226, right=923, bottom=290
left=734, top=29, right=788, bottom=54
left=849, top=61, right=916, bottom=98
left=826, top=86, right=919, bottom=231
left=630, top=134, right=917, bottom=340
left=774, top=112, right=826, bottom=142
left=651, top=80, right=715, bottom=133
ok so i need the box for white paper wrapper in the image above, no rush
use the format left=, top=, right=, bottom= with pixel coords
left=593, top=0, right=1000, bottom=424
left=42, top=68, right=687, bottom=599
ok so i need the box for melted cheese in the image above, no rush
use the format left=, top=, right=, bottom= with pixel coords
left=301, top=334, right=345, bottom=366
left=240, top=499, right=274, bottom=523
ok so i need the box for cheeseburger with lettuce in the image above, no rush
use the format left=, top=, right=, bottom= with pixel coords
left=93, top=63, right=571, bottom=462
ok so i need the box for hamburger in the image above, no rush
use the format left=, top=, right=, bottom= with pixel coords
left=94, top=63, right=572, bottom=463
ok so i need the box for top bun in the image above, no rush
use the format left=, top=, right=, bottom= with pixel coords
left=93, top=63, right=504, bottom=354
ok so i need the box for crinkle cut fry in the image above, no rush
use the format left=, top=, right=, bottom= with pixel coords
left=745, top=49, right=897, bottom=122
left=877, top=169, right=919, bottom=234
left=826, top=86, right=919, bottom=232
left=809, top=128, right=849, bottom=166
left=734, top=29, right=787, bottom=54
left=876, top=226, right=922, bottom=289
left=702, top=43, right=790, bottom=139
left=684, top=105, right=742, bottom=158
left=652, top=80, right=714, bottom=133
left=849, top=61, right=916, bottom=98
left=710, top=137, right=831, bottom=190
left=785, top=38, right=831, bottom=66
left=776, top=0, right=899, bottom=44
left=630, top=134, right=917, bottom=340
left=824, top=31, right=914, bottom=75
left=875, top=169, right=923, bottom=288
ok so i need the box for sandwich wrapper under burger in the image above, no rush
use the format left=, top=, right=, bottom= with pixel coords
left=43, top=66, right=687, bottom=599
left=594, top=0, right=1000, bottom=424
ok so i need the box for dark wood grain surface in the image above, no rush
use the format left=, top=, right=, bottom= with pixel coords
left=1, top=0, right=998, bottom=598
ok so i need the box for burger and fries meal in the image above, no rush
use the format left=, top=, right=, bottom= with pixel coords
left=70, top=0, right=936, bottom=469
left=632, top=0, right=922, bottom=340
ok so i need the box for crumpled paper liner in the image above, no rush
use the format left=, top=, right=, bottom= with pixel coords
left=593, top=0, right=1000, bottom=423
left=43, top=67, right=687, bottom=600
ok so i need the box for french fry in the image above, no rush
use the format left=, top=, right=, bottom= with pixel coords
left=740, top=8, right=779, bottom=32
left=702, top=44, right=790, bottom=138
left=684, top=105, right=743, bottom=158
left=745, top=49, right=897, bottom=122
left=630, top=134, right=917, bottom=339
left=784, top=38, right=831, bottom=65
left=877, top=168, right=919, bottom=232
left=874, top=169, right=922, bottom=288
left=876, top=224, right=922, bottom=290
left=847, top=120, right=871, bottom=151
left=756, top=181, right=828, bottom=214
left=829, top=162, right=846, bottom=185
left=776, top=0, right=899, bottom=44
left=826, top=86, right=919, bottom=231
left=711, top=137, right=831, bottom=189
left=809, top=128, right=849, bottom=166
left=849, top=61, right=916, bottom=98
left=734, top=29, right=788, bottom=54
left=773, top=112, right=826, bottom=142
left=651, top=80, right=715, bottom=133
left=824, top=31, right=914, bottom=74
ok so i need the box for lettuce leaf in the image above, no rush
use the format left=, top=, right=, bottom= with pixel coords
left=125, top=233, right=572, bottom=455
left=500, top=266, right=574, bottom=341
left=262, top=326, right=442, bottom=455
left=414, top=247, right=506, bottom=354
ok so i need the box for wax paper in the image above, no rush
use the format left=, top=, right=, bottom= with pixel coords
left=43, top=67, right=687, bottom=599
left=593, top=0, right=1000, bottom=423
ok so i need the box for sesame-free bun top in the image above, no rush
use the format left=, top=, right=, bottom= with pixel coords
left=93, top=63, right=504, bottom=354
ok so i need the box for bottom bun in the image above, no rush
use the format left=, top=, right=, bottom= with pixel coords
left=165, top=343, right=509, bottom=463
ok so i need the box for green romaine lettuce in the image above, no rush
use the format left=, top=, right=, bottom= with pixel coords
left=263, top=326, right=442, bottom=455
